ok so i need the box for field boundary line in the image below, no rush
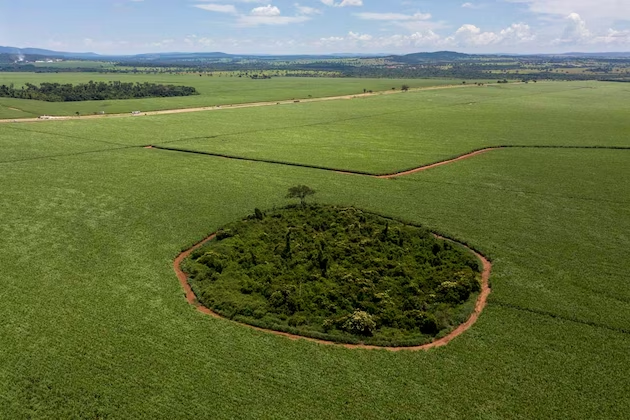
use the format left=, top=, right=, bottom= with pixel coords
left=490, top=301, right=630, bottom=336
left=174, top=232, right=492, bottom=351
left=148, top=145, right=630, bottom=179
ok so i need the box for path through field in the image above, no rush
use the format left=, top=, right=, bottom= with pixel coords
left=0, top=83, right=484, bottom=124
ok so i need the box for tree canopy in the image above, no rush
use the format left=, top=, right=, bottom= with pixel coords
left=286, top=185, right=316, bottom=206
left=0, top=81, right=198, bottom=102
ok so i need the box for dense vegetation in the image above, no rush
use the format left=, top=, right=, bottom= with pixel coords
left=0, top=80, right=198, bottom=102
left=183, top=205, right=482, bottom=346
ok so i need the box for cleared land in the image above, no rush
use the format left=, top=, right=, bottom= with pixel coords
left=0, top=73, right=476, bottom=118
left=0, top=81, right=629, bottom=418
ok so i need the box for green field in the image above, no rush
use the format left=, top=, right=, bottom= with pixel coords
left=1, top=81, right=629, bottom=418
left=5, top=81, right=628, bottom=173
left=0, top=73, right=474, bottom=118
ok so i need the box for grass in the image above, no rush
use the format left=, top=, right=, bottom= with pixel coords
left=7, top=81, right=629, bottom=173
left=0, top=83, right=629, bottom=418
left=0, top=73, right=471, bottom=118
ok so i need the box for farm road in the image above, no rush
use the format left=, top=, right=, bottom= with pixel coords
left=0, top=83, right=483, bottom=124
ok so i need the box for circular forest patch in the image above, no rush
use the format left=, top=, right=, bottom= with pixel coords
left=183, top=205, right=483, bottom=347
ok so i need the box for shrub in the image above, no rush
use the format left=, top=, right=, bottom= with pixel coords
left=342, top=311, right=377, bottom=336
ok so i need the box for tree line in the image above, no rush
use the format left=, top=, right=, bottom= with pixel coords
left=0, top=81, right=198, bottom=102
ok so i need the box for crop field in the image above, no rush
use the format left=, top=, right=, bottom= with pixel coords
left=0, top=73, right=472, bottom=119
left=0, top=81, right=629, bottom=418
left=5, top=81, right=628, bottom=173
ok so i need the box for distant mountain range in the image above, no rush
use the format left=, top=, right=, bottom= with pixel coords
left=0, top=46, right=101, bottom=59
left=1, top=46, right=630, bottom=61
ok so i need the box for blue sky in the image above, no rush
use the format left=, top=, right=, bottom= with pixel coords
left=1, top=0, right=629, bottom=54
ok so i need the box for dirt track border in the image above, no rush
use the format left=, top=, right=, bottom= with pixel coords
left=174, top=231, right=492, bottom=352
left=0, top=83, right=486, bottom=124
left=150, top=145, right=630, bottom=179
left=151, top=145, right=500, bottom=178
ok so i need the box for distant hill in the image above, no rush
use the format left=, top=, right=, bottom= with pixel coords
left=1, top=45, right=629, bottom=62
left=0, top=46, right=101, bottom=59
left=130, top=52, right=234, bottom=60
left=555, top=52, right=630, bottom=58
left=390, top=51, right=474, bottom=63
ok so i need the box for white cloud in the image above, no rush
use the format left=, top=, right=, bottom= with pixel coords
left=194, top=4, right=238, bottom=14
left=319, top=36, right=345, bottom=43
left=354, top=12, right=431, bottom=21
left=196, top=0, right=265, bottom=2
left=195, top=2, right=311, bottom=26
left=250, top=5, right=281, bottom=16
left=315, top=21, right=539, bottom=51
left=185, top=35, right=216, bottom=48
left=320, top=0, right=363, bottom=7
left=461, top=2, right=484, bottom=9
left=237, top=5, right=311, bottom=26
left=150, top=39, right=175, bottom=47
left=339, top=0, right=363, bottom=6
left=348, top=31, right=372, bottom=41
left=445, top=23, right=535, bottom=46
left=595, top=28, right=630, bottom=45
left=505, top=0, right=630, bottom=23
left=552, top=13, right=592, bottom=45
left=295, top=4, right=321, bottom=15
left=237, top=15, right=310, bottom=25
left=498, top=23, right=536, bottom=43
left=548, top=12, right=630, bottom=47
left=353, top=11, right=444, bottom=33
left=316, top=29, right=441, bottom=49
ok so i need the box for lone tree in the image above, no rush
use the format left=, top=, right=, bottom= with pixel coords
left=401, top=84, right=410, bottom=92
left=286, top=185, right=316, bottom=207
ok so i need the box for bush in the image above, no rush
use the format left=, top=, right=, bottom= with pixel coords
left=184, top=205, right=482, bottom=346
left=342, top=311, right=377, bottom=336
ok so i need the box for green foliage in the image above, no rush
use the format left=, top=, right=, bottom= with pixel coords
left=185, top=205, right=482, bottom=345
left=341, top=311, right=377, bottom=336
left=0, top=81, right=198, bottom=102
left=286, top=185, right=316, bottom=206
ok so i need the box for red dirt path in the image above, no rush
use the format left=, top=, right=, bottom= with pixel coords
left=174, top=233, right=492, bottom=351
left=377, top=148, right=500, bottom=179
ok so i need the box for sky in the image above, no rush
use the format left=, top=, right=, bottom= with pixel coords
left=0, top=0, right=629, bottom=55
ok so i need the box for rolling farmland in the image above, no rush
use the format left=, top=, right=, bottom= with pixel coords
left=0, top=80, right=629, bottom=418
left=0, top=73, right=475, bottom=119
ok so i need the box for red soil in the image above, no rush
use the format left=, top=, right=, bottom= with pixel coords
left=377, top=148, right=500, bottom=179
left=174, top=233, right=492, bottom=351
